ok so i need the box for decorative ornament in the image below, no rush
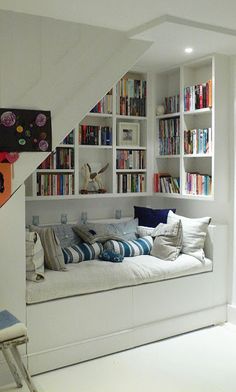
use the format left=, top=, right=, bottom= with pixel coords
left=1, top=111, right=16, bottom=127
left=80, top=163, right=109, bottom=194
left=156, top=105, right=165, bottom=116
left=35, top=113, right=47, bottom=127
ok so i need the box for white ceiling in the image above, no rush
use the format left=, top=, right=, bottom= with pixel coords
left=1, top=0, right=236, bottom=71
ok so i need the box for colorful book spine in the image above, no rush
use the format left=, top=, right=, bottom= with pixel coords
left=116, top=173, right=146, bottom=193
left=184, top=128, right=212, bottom=155
left=159, top=117, right=180, bottom=155
left=153, top=173, right=180, bottom=194
left=37, top=174, right=74, bottom=196
left=116, top=78, right=146, bottom=117
left=116, top=150, right=146, bottom=170
left=90, top=90, right=113, bottom=114
left=185, top=172, right=212, bottom=195
left=184, top=80, right=212, bottom=111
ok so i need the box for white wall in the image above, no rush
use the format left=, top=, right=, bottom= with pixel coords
left=0, top=10, right=150, bottom=387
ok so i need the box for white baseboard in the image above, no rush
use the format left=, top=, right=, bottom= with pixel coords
left=227, top=304, right=236, bottom=324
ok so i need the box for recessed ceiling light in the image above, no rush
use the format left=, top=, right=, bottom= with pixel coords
left=185, top=47, right=193, bottom=54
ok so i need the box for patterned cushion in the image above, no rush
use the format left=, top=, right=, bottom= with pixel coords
left=151, top=220, right=183, bottom=261
left=51, top=224, right=82, bottom=248
left=136, top=225, right=155, bottom=238
left=26, top=230, right=44, bottom=282
left=99, top=250, right=124, bottom=263
left=30, top=226, right=66, bottom=271
left=104, top=236, right=153, bottom=257
left=72, top=219, right=138, bottom=244
left=62, top=242, right=103, bottom=263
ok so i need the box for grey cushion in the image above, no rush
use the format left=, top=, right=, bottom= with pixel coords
left=151, top=220, right=183, bottom=261
left=30, top=226, right=66, bottom=271
left=73, top=219, right=138, bottom=244
left=50, top=224, right=82, bottom=248
left=167, top=211, right=211, bottom=261
left=26, top=230, right=44, bottom=282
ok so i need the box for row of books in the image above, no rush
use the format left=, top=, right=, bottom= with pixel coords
left=159, top=117, right=180, bottom=155
left=164, top=95, right=180, bottom=114
left=37, top=174, right=74, bottom=196
left=159, top=117, right=180, bottom=138
left=185, top=172, right=212, bottom=195
left=184, top=128, right=212, bottom=155
left=116, top=78, right=147, bottom=116
left=153, top=173, right=180, bottom=194
left=116, top=150, right=145, bottom=170
left=117, top=173, right=146, bottom=193
left=79, top=125, right=112, bottom=146
left=184, top=80, right=212, bottom=111
left=38, top=148, right=74, bottom=170
left=61, top=130, right=74, bottom=145
left=90, top=90, right=113, bottom=114
left=159, top=137, right=180, bottom=156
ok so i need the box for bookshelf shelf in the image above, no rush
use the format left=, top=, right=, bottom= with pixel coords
left=156, top=112, right=180, bottom=119
left=87, top=113, right=113, bottom=118
left=116, top=169, right=146, bottom=173
left=116, top=114, right=147, bottom=121
left=116, top=146, right=146, bottom=150
left=156, top=155, right=180, bottom=159
left=183, top=154, right=212, bottom=158
left=79, top=145, right=113, bottom=149
left=36, top=169, right=75, bottom=173
left=183, top=108, right=212, bottom=115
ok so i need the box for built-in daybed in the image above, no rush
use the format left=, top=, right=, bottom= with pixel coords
left=26, top=224, right=227, bottom=375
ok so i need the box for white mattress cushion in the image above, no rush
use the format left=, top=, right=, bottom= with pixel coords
left=26, top=254, right=212, bottom=304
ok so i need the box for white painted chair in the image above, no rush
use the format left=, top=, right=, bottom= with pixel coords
left=0, top=310, right=38, bottom=392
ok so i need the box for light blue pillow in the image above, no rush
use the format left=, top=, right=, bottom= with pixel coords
left=62, top=242, right=103, bottom=263
left=104, top=236, right=153, bottom=257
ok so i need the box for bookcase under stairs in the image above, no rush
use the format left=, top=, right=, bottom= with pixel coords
left=154, top=56, right=215, bottom=200
left=25, top=54, right=228, bottom=202
left=25, top=71, right=151, bottom=200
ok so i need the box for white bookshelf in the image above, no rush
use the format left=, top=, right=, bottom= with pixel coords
left=154, top=56, right=214, bottom=199
left=25, top=71, right=149, bottom=200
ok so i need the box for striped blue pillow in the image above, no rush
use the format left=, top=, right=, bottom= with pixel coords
left=104, top=236, right=153, bottom=257
left=62, top=242, right=103, bottom=263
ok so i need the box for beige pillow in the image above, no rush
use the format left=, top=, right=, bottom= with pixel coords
left=26, top=231, right=44, bottom=282
left=30, top=226, right=66, bottom=271
left=151, top=220, right=183, bottom=261
left=167, top=211, right=211, bottom=261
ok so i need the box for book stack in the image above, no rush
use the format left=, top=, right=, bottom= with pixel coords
left=116, top=78, right=146, bottom=117
left=90, top=90, right=113, bottom=114
left=117, top=173, right=146, bottom=193
left=116, top=150, right=145, bottom=170
left=61, top=130, right=74, bottom=145
left=159, top=117, right=180, bottom=155
left=164, top=95, right=180, bottom=114
left=38, top=148, right=74, bottom=170
left=185, top=173, right=212, bottom=195
left=153, top=173, right=180, bottom=194
left=79, top=125, right=112, bottom=145
left=37, top=173, right=74, bottom=196
left=184, top=80, right=212, bottom=111
left=184, top=128, right=212, bottom=154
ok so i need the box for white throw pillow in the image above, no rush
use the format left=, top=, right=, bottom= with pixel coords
left=136, top=226, right=155, bottom=238
left=167, top=211, right=211, bottom=261
left=151, top=220, right=183, bottom=261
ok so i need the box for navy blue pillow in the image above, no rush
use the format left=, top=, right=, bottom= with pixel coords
left=134, top=206, right=176, bottom=227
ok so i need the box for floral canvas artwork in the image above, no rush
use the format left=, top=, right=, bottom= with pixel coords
left=0, top=109, right=52, bottom=152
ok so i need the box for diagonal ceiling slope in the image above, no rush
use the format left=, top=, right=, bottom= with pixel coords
left=0, top=11, right=151, bottom=194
